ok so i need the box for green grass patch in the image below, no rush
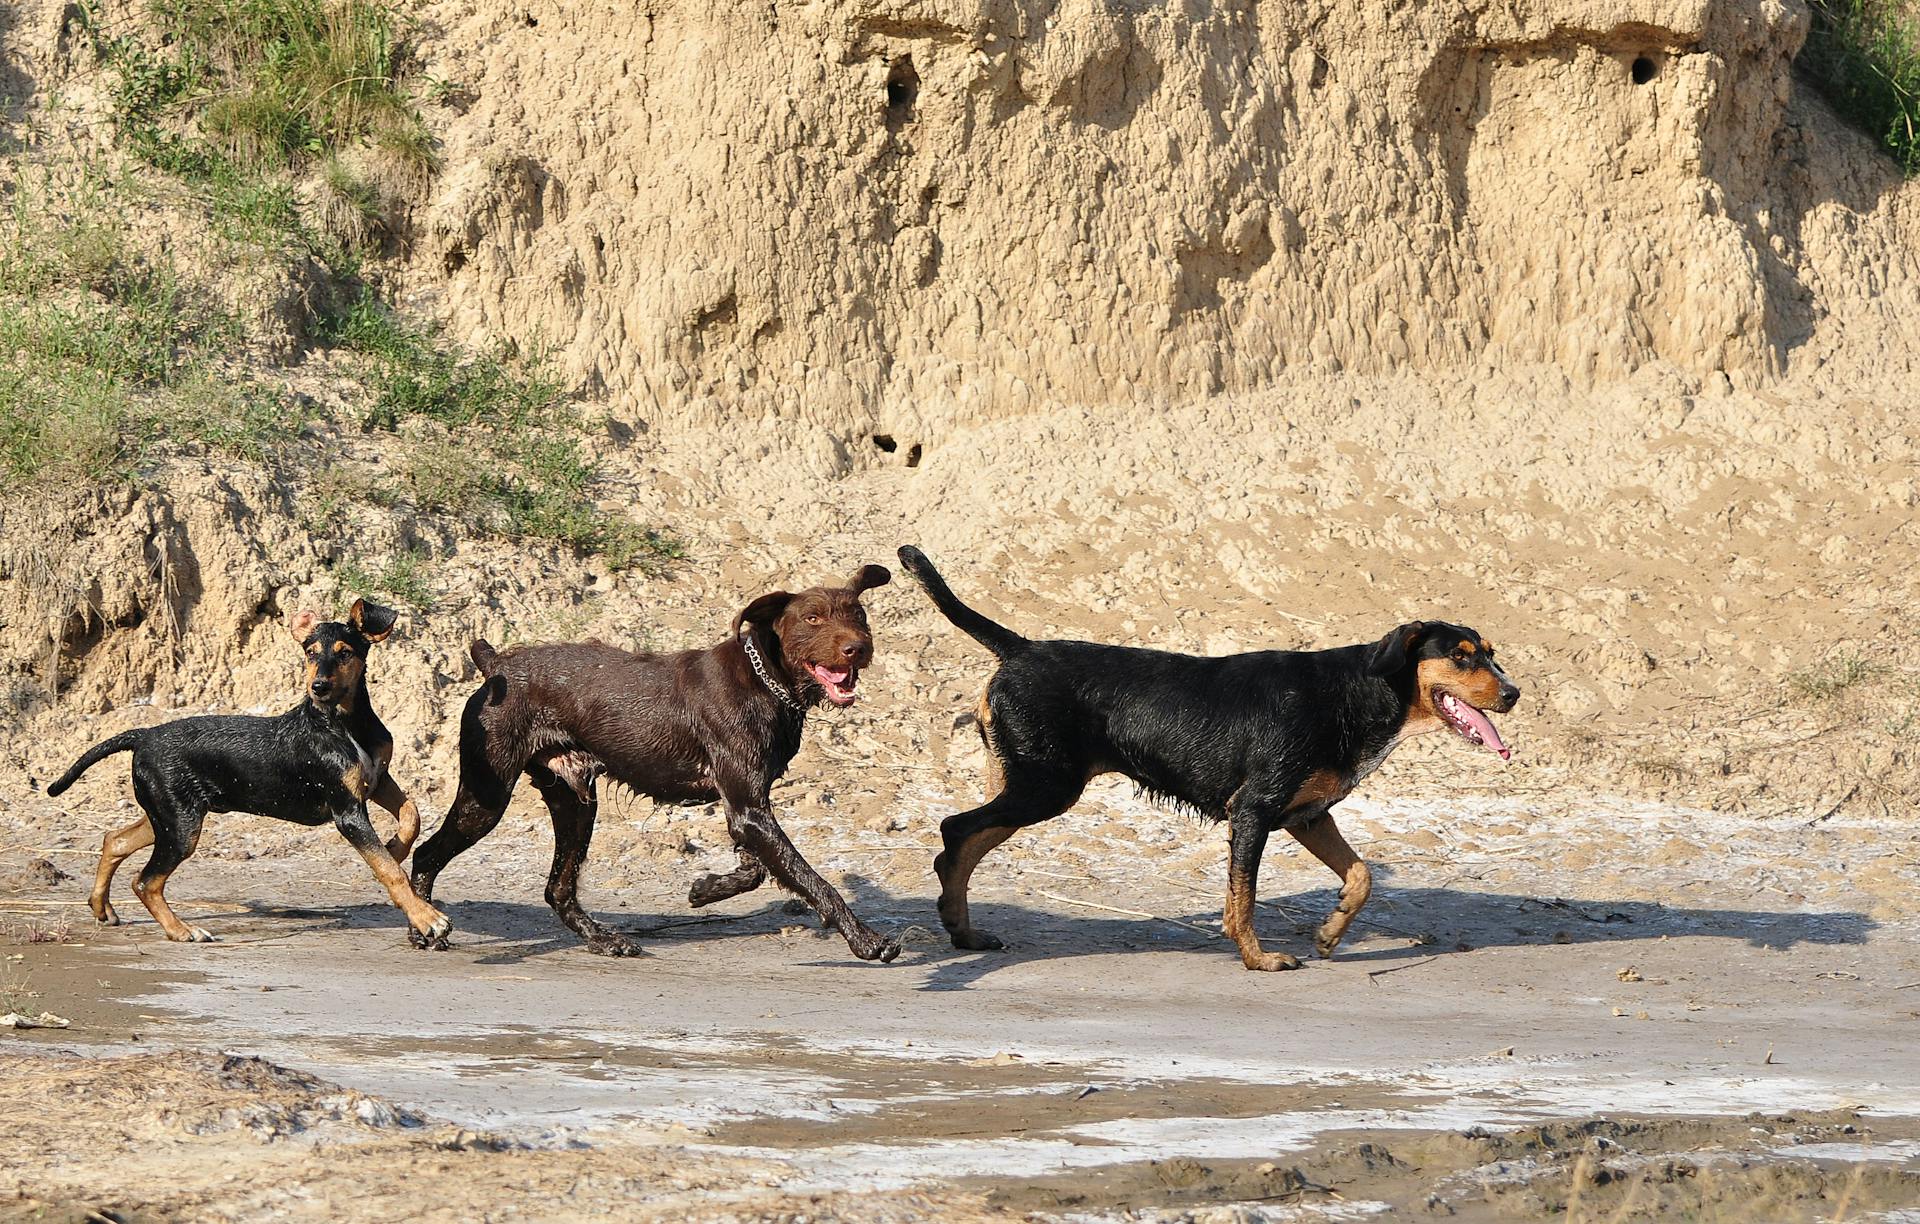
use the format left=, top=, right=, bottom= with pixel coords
left=0, top=195, right=303, bottom=483
left=1786, top=652, right=1874, bottom=701
left=330, top=546, right=432, bottom=609
left=93, top=0, right=428, bottom=171
left=1803, top=0, right=1920, bottom=174
left=321, top=293, right=682, bottom=571
left=319, top=291, right=560, bottom=430
left=82, top=0, right=433, bottom=252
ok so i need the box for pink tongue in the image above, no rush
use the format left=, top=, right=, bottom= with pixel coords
left=1455, top=700, right=1511, bottom=760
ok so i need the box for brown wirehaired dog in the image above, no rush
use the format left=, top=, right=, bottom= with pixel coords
left=408, top=565, right=901, bottom=961
left=899, top=546, right=1521, bottom=972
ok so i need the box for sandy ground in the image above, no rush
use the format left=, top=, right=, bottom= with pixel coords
left=4, top=368, right=1920, bottom=1220
left=5, top=761, right=1920, bottom=1221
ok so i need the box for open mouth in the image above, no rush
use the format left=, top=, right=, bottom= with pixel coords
left=806, top=662, right=860, bottom=707
left=1436, top=690, right=1511, bottom=760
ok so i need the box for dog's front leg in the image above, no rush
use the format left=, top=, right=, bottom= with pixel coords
left=1289, top=810, right=1372, bottom=958
left=334, top=804, right=453, bottom=945
left=717, top=786, right=899, bottom=964
left=1223, top=810, right=1300, bottom=972
left=368, top=773, right=421, bottom=863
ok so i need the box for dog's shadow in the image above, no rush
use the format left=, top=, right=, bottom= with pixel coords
left=240, top=892, right=831, bottom=964
left=230, top=868, right=1875, bottom=987
left=899, top=873, right=1878, bottom=993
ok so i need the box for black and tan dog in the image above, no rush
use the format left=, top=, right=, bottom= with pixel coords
left=408, top=565, right=900, bottom=962
left=46, top=600, right=446, bottom=945
left=898, top=546, right=1521, bottom=972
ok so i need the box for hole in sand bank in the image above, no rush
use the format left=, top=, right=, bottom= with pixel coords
left=906, top=443, right=922, bottom=468
left=871, top=433, right=897, bottom=453
left=885, top=57, right=919, bottom=124
left=443, top=248, right=467, bottom=275
left=524, top=11, right=538, bottom=26
left=1631, top=56, right=1658, bottom=85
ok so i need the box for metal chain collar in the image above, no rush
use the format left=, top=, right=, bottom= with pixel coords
left=741, top=632, right=807, bottom=712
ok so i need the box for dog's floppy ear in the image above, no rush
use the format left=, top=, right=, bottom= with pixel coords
left=1366, top=621, right=1429, bottom=677
left=732, top=591, right=794, bottom=638
left=348, top=598, right=400, bottom=642
left=847, top=564, right=891, bottom=594
left=288, top=609, right=319, bottom=644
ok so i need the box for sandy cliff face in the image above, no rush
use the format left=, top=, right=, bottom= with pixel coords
left=2, top=0, right=1916, bottom=824
left=409, top=0, right=1919, bottom=440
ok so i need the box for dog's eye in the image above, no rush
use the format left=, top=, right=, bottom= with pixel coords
left=806, top=615, right=821, bottom=625
left=1451, top=651, right=1469, bottom=666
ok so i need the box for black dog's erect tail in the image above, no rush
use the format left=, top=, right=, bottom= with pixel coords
left=46, top=730, right=145, bottom=796
left=897, top=546, right=1029, bottom=661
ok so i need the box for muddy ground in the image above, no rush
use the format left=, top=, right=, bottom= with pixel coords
left=4, top=765, right=1920, bottom=1221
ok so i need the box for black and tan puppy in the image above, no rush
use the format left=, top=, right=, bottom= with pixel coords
left=898, top=546, right=1521, bottom=972
left=409, top=565, right=901, bottom=962
left=46, top=600, right=446, bottom=945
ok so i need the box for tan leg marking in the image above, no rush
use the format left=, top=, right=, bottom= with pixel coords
left=1291, top=815, right=1372, bottom=958
left=132, top=828, right=211, bottom=942
left=975, top=689, right=1005, bottom=800
left=1223, top=866, right=1299, bottom=971
left=352, top=841, right=450, bottom=938
left=369, top=773, right=421, bottom=862
left=91, top=816, right=153, bottom=925
left=937, top=825, right=1015, bottom=947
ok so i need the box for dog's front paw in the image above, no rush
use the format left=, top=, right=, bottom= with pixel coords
left=1242, top=950, right=1301, bottom=972
left=585, top=934, right=643, bottom=958
left=170, top=926, right=218, bottom=944
left=410, top=912, right=453, bottom=949
left=408, top=926, right=452, bottom=951
left=950, top=928, right=1004, bottom=951
left=847, top=927, right=901, bottom=963
left=1313, top=930, right=1343, bottom=959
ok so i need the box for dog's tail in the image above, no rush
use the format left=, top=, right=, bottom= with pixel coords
left=470, top=639, right=510, bottom=706
left=897, top=546, right=1029, bottom=660
left=45, top=730, right=144, bottom=797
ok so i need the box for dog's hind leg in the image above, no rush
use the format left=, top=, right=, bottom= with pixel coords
left=935, top=771, right=1082, bottom=952
left=1290, top=811, right=1372, bottom=958
left=130, top=800, right=213, bottom=943
left=410, top=683, right=523, bottom=909
left=689, top=849, right=767, bottom=908
left=90, top=815, right=153, bottom=926
left=532, top=772, right=637, bottom=957
left=409, top=784, right=508, bottom=907
left=1223, top=812, right=1300, bottom=971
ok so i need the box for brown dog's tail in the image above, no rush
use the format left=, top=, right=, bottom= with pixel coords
left=470, top=639, right=509, bottom=705
left=46, top=730, right=143, bottom=797
left=897, top=546, right=1028, bottom=660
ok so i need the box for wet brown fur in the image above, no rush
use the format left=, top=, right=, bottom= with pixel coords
left=408, top=565, right=902, bottom=962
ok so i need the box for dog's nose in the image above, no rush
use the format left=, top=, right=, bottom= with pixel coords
left=840, top=640, right=865, bottom=660
left=311, top=680, right=332, bottom=695
left=1500, top=684, right=1521, bottom=708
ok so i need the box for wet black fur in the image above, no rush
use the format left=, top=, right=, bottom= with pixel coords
left=46, top=604, right=418, bottom=936
left=897, top=545, right=1521, bottom=953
